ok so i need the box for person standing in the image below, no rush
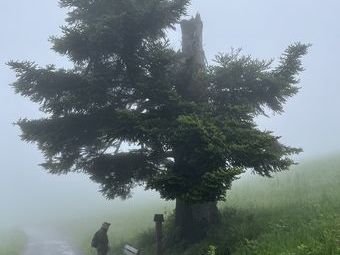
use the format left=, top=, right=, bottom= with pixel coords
left=91, top=222, right=111, bottom=255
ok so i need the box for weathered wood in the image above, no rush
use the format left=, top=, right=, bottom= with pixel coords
left=174, top=13, right=220, bottom=243
left=180, top=14, right=206, bottom=67
left=154, top=214, right=164, bottom=255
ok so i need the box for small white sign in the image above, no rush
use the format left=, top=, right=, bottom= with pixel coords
left=123, top=244, right=139, bottom=255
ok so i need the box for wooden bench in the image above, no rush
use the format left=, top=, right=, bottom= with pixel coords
left=123, top=244, right=139, bottom=255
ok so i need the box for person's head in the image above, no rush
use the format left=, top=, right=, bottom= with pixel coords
left=101, top=222, right=111, bottom=231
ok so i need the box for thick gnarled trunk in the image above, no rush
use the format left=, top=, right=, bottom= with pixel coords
left=175, top=200, right=219, bottom=242
left=174, top=15, right=220, bottom=243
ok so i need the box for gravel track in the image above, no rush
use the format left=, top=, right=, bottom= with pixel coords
left=22, top=228, right=83, bottom=255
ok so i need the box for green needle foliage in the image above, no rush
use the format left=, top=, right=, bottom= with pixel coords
left=9, top=0, right=309, bottom=204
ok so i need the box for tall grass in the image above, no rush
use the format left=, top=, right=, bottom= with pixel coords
left=64, top=154, right=340, bottom=255
left=226, top=154, right=340, bottom=255
left=0, top=229, right=27, bottom=255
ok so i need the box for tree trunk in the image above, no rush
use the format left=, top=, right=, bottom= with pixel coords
left=180, top=14, right=206, bottom=67
left=175, top=200, right=219, bottom=242
left=173, top=14, right=220, bottom=243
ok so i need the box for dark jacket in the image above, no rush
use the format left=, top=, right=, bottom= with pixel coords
left=91, top=228, right=109, bottom=253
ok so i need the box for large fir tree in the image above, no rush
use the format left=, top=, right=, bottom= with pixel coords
left=9, top=0, right=308, bottom=242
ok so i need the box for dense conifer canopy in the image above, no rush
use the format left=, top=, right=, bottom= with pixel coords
left=9, top=0, right=308, bottom=202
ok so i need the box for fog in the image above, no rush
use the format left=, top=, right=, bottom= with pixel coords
left=1, top=0, right=340, bottom=230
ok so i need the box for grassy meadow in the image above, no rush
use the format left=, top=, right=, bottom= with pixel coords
left=0, top=229, right=27, bottom=255
left=224, top=154, right=340, bottom=255
left=55, top=199, right=174, bottom=255
left=61, top=153, right=340, bottom=255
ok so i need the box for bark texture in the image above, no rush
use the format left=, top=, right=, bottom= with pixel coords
left=175, top=200, right=219, bottom=242
left=174, top=14, right=220, bottom=243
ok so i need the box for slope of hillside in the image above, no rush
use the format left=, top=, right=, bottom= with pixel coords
left=221, top=153, right=340, bottom=255
left=62, top=153, right=340, bottom=255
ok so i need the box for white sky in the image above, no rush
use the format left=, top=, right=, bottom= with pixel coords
left=1, top=0, right=339, bottom=226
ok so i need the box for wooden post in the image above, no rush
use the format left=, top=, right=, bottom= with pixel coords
left=154, top=214, right=164, bottom=255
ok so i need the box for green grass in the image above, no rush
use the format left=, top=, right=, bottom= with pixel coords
left=0, top=229, right=27, bottom=255
left=56, top=199, right=174, bottom=255
left=64, top=153, right=340, bottom=255
left=226, top=154, right=340, bottom=255
left=174, top=154, right=340, bottom=255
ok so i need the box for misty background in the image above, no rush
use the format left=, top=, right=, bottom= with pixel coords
left=1, top=0, right=339, bottom=229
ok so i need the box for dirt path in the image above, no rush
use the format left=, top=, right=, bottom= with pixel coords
left=23, top=228, right=84, bottom=255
